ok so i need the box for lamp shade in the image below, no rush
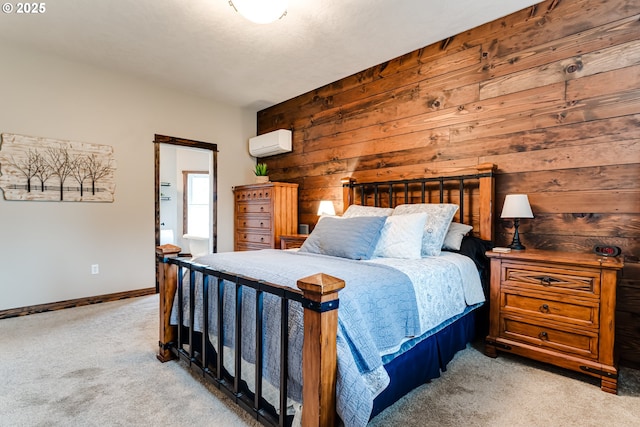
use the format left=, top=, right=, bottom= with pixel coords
left=317, top=200, right=336, bottom=216
left=501, top=194, right=534, bottom=219
left=229, top=0, right=287, bottom=24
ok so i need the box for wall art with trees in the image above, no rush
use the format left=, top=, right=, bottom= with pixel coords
left=0, top=133, right=116, bottom=202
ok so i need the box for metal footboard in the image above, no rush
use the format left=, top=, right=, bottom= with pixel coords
left=160, top=255, right=304, bottom=427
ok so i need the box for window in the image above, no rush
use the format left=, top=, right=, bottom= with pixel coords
left=183, top=171, right=209, bottom=237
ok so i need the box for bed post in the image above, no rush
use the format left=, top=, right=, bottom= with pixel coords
left=297, top=273, right=346, bottom=427
left=341, top=177, right=356, bottom=212
left=476, top=163, right=496, bottom=241
left=156, top=244, right=181, bottom=363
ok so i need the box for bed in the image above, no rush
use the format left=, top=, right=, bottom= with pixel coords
left=156, top=163, right=496, bottom=427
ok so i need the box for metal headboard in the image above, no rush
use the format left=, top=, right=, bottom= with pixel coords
left=341, top=164, right=496, bottom=240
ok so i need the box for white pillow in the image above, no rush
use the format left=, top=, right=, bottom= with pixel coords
left=373, top=212, right=428, bottom=259
left=343, top=204, right=393, bottom=218
left=442, top=222, right=473, bottom=251
left=393, top=203, right=458, bottom=256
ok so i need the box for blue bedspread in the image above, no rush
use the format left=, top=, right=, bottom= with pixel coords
left=172, top=249, right=419, bottom=427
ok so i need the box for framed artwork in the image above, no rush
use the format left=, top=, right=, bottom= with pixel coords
left=0, top=133, right=116, bottom=202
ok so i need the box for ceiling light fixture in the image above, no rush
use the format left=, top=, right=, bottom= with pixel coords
left=229, top=0, right=288, bottom=24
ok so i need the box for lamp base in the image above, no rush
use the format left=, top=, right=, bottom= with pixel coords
left=508, top=242, right=526, bottom=251
left=509, top=218, right=527, bottom=251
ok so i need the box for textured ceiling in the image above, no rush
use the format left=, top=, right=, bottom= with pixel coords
left=0, top=0, right=540, bottom=111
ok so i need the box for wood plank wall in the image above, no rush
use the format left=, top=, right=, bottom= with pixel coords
left=256, top=0, right=640, bottom=368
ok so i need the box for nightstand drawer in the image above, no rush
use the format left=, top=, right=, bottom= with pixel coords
left=280, top=234, right=308, bottom=249
left=501, top=317, right=598, bottom=359
left=502, top=291, right=599, bottom=328
left=503, top=263, right=600, bottom=296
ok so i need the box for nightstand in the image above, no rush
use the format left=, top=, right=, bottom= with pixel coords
left=484, top=249, right=623, bottom=393
left=280, top=234, right=308, bottom=249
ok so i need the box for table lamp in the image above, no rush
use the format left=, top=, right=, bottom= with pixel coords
left=501, top=194, right=534, bottom=250
left=317, top=200, right=336, bottom=216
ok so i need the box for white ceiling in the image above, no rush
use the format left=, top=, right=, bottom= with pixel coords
left=0, top=0, right=540, bottom=111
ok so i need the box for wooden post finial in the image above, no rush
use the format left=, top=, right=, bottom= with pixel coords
left=156, top=244, right=181, bottom=257
left=297, top=273, right=346, bottom=296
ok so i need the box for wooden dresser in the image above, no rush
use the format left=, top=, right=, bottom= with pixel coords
left=484, top=249, right=624, bottom=393
left=233, top=182, right=298, bottom=251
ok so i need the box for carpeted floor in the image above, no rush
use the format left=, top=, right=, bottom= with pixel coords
left=0, top=294, right=638, bottom=426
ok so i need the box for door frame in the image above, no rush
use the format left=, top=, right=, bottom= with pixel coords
left=154, top=134, right=218, bottom=290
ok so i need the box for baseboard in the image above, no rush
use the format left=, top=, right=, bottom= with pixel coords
left=0, top=288, right=156, bottom=320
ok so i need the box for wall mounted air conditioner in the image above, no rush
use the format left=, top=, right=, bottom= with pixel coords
left=249, top=129, right=292, bottom=157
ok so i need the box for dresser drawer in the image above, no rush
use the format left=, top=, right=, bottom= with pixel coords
left=503, top=262, right=600, bottom=296
left=236, top=216, right=272, bottom=231
left=235, top=188, right=273, bottom=201
left=501, top=291, right=599, bottom=328
left=236, top=243, right=271, bottom=251
left=501, top=316, right=598, bottom=360
left=237, top=201, right=271, bottom=215
left=236, top=231, right=272, bottom=246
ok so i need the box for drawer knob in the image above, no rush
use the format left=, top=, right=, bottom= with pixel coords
left=260, top=237, right=264, bottom=242
left=539, top=331, right=548, bottom=340
left=539, top=304, right=550, bottom=313
left=260, top=206, right=264, bottom=211
left=243, top=221, right=246, bottom=226
left=260, top=222, right=264, bottom=227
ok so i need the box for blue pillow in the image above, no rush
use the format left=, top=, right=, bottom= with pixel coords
left=299, top=216, right=386, bottom=260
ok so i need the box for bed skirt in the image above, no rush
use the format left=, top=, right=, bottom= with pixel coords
left=370, top=308, right=477, bottom=419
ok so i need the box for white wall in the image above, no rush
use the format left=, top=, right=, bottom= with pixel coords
left=0, top=41, right=257, bottom=310
left=161, top=146, right=212, bottom=251
left=159, top=145, right=178, bottom=244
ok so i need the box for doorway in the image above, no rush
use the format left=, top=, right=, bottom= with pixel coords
left=154, top=135, right=218, bottom=289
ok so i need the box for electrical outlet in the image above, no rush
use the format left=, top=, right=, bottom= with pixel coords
left=91, top=264, right=99, bottom=275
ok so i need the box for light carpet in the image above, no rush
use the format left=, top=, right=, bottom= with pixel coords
left=0, top=295, right=638, bottom=426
